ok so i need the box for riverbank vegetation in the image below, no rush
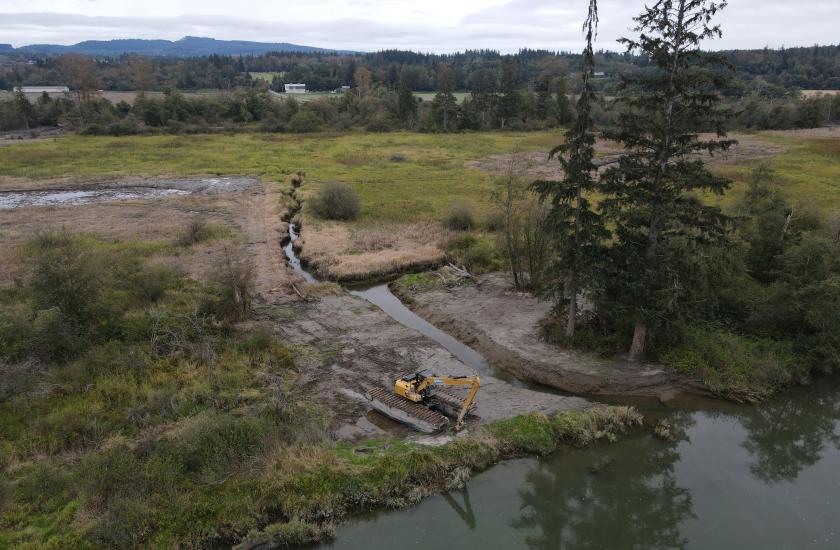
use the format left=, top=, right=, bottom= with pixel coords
left=530, top=1, right=840, bottom=401
left=0, top=233, right=642, bottom=546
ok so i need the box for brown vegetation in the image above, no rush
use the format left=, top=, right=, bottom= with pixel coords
left=298, top=222, right=450, bottom=282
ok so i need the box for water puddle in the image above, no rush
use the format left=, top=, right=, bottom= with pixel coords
left=0, top=177, right=258, bottom=210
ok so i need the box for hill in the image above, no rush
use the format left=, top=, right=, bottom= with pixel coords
left=14, top=36, right=351, bottom=57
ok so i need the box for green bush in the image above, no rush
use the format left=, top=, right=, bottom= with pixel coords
left=484, top=212, right=505, bottom=232
left=309, top=182, right=361, bottom=221
left=177, top=219, right=214, bottom=246
left=445, top=234, right=501, bottom=273
left=0, top=307, right=31, bottom=362
left=288, top=110, right=322, bottom=133
left=665, top=325, right=808, bottom=401
left=443, top=203, right=475, bottom=231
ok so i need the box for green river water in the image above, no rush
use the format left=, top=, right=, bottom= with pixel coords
left=321, top=378, right=840, bottom=550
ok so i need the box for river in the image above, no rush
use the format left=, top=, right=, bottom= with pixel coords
left=321, top=378, right=840, bottom=549
left=284, top=222, right=840, bottom=549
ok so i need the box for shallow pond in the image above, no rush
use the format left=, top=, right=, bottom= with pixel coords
left=322, top=378, right=840, bottom=549
left=0, top=177, right=258, bottom=209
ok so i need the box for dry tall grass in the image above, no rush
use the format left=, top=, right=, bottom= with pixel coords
left=299, top=222, right=451, bottom=281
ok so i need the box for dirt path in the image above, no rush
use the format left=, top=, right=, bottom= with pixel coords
left=405, top=273, right=706, bottom=401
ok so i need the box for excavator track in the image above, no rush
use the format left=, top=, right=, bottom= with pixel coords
left=366, top=387, right=449, bottom=433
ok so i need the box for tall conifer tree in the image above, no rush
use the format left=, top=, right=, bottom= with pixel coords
left=601, top=0, right=734, bottom=360
left=533, top=0, right=607, bottom=338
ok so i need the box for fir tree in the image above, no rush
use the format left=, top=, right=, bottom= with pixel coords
left=533, top=0, right=607, bottom=338
left=600, top=0, right=735, bottom=360
left=432, top=64, right=458, bottom=132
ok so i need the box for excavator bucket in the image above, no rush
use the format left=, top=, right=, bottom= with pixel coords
left=366, top=387, right=449, bottom=433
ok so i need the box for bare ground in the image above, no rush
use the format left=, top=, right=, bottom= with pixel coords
left=466, top=133, right=788, bottom=181
left=404, top=273, right=707, bottom=401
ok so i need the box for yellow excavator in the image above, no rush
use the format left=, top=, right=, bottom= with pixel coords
left=367, top=370, right=481, bottom=433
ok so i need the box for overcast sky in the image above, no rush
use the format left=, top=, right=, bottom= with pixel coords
left=2, top=0, right=838, bottom=52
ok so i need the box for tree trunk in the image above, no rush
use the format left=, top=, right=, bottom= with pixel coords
left=565, top=283, right=577, bottom=338
left=628, top=320, right=647, bottom=362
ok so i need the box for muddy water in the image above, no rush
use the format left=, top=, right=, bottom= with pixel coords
left=322, top=378, right=840, bottom=549
left=0, top=177, right=258, bottom=209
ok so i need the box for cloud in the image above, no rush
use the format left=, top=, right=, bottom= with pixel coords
left=2, top=1, right=839, bottom=53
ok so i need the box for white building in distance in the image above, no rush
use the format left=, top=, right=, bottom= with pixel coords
left=284, top=83, right=306, bottom=93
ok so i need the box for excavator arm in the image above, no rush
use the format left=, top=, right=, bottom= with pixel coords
left=415, top=375, right=480, bottom=431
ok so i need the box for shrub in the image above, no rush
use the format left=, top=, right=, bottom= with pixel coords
left=443, top=203, right=475, bottom=231
left=665, top=324, right=808, bottom=402
left=177, top=219, right=214, bottom=246
left=309, top=182, right=361, bottom=221
left=389, top=153, right=406, bottom=162
left=484, top=212, right=505, bottom=232
left=0, top=307, right=31, bottom=362
left=207, top=252, right=255, bottom=322
left=444, top=234, right=501, bottom=274
left=288, top=110, right=322, bottom=133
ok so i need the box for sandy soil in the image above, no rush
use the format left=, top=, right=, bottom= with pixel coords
left=405, top=273, right=706, bottom=401
left=466, top=133, right=788, bottom=181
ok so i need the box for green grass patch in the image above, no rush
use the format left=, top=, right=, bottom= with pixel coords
left=0, top=132, right=553, bottom=224
left=708, top=136, right=840, bottom=217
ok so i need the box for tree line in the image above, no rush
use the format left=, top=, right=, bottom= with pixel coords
left=3, top=43, right=840, bottom=95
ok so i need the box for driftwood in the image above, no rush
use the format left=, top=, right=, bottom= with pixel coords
left=446, top=263, right=479, bottom=284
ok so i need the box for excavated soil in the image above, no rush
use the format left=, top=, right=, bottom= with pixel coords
left=405, top=273, right=707, bottom=401
left=268, top=291, right=589, bottom=441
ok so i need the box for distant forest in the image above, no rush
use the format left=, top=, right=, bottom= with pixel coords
left=3, top=45, right=840, bottom=93
left=2, top=45, right=839, bottom=135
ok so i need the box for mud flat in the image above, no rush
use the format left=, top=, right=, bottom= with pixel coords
left=0, top=176, right=258, bottom=209
left=404, top=273, right=706, bottom=401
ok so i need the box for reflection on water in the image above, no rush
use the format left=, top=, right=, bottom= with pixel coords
left=512, top=411, right=696, bottom=550
left=741, top=384, right=840, bottom=483
left=323, top=378, right=840, bottom=549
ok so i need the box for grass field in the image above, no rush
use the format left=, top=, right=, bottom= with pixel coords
left=801, top=89, right=840, bottom=98
left=0, top=132, right=560, bottom=223
left=2, top=130, right=838, bottom=220
left=414, top=91, right=470, bottom=103
left=250, top=71, right=286, bottom=82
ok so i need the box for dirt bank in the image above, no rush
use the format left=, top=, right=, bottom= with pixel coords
left=403, top=273, right=707, bottom=401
